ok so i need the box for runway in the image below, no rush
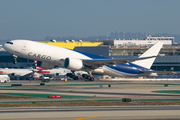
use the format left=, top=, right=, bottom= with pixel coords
left=0, top=106, right=180, bottom=120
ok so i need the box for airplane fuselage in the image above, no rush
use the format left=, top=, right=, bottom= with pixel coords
left=0, top=68, right=33, bottom=77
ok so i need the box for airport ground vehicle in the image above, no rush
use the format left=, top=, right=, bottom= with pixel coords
left=0, top=75, right=10, bottom=83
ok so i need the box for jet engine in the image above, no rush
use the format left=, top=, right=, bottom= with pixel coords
left=37, top=61, right=55, bottom=69
left=64, top=58, right=83, bottom=70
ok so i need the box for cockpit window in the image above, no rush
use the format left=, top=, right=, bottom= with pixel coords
left=6, top=42, right=13, bottom=45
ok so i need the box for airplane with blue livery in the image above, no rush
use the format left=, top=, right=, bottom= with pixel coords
left=3, top=40, right=164, bottom=81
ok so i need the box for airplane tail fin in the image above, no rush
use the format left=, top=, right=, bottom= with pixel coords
left=131, top=42, right=163, bottom=69
left=34, top=60, right=48, bottom=70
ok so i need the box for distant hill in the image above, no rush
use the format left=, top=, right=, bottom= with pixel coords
left=1, top=32, right=180, bottom=44
left=44, top=32, right=180, bottom=44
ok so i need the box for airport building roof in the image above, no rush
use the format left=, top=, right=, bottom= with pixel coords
left=103, top=35, right=174, bottom=46
left=38, top=41, right=103, bottom=49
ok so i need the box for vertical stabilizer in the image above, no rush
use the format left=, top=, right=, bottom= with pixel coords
left=131, top=42, right=163, bottom=69
left=34, top=60, right=48, bottom=70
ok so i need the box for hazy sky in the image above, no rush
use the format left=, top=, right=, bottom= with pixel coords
left=0, top=0, right=180, bottom=40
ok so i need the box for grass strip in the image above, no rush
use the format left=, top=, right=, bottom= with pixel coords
left=1, top=99, right=180, bottom=104
left=153, top=90, right=180, bottom=94
left=0, top=93, right=94, bottom=98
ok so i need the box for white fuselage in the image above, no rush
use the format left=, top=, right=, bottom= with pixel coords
left=8, top=40, right=92, bottom=67
left=0, top=68, right=33, bottom=77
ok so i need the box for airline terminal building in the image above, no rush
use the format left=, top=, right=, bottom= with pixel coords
left=103, top=35, right=174, bottom=46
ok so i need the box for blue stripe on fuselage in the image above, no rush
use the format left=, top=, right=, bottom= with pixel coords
left=73, top=50, right=109, bottom=59
left=127, top=63, right=150, bottom=71
left=106, top=63, right=151, bottom=75
left=106, top=64, right=140, bottom=75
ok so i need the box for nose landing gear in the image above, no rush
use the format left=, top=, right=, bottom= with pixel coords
left=12, top=54, right=17, bottom=64
left=13, top=60, right=17, bottom=64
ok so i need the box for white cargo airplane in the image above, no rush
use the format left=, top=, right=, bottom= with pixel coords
left=3, top=40, right=163, bottom=81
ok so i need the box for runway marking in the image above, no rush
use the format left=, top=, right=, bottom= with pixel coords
left=74, top=116, right=97, bottom=120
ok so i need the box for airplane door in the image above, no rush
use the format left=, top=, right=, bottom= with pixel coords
left=22, top=43, right=26, bottom=50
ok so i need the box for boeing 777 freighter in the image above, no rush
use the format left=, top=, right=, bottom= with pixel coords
left=3, top=40, right=163, bottom=81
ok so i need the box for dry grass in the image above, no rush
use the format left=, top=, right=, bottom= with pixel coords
left=1, top=101, right=180, bottom=107
left=0, top=94, right=37, bottom=99
left=1, top=94, right=180, bottom=107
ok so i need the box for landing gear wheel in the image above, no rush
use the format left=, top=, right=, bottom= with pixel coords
left=69, top=74, right=74, bottom=78
left=82, top=74, right=87, bottom=78
left=82, top=74, right=94, bottom=81
left=89, top=77, right=94, bottom=81
left=66, top=73, right=78, bottom=80
left=66, top=73, right=74, bottom=78
left=12, top=54, right=18, bottom=64
left=73, top=76, right=78, bottom=80
left=13, top=60, right=17, bottom=64
left=83, top=74, right=90, bottom=79
left=66, top=73, right=71, bottom=77
left=87, top=76, right=91, bottom=80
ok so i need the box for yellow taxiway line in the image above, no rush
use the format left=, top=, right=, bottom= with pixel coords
left=74, top=116, right=97, bottom=120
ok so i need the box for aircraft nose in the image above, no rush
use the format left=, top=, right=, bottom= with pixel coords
left=3, top=43, right=8, bottom=50
left=2, top=43, right=7, bottom=49
left=2, top=41, right=14, bottom=51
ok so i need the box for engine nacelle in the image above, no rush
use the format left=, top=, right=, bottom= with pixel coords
left=37, top=61, right=55, bottom=69
left=64, top=58, right=83, bottom=71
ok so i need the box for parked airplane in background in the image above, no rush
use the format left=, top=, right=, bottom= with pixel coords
left=3, top=40, right=163, bottom=81
left=34, top=60, right=70, bottom=76
left=0, top=60, right=85, bottom=80
left=34, top=60, right=87, bottom=79
left=0, top=68, right=34, bottom=77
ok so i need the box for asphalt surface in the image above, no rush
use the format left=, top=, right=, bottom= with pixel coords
left=1, top=80, right=180, bottom=120
left=0, top=106, right=180, bottom=120
left=1, top=80, right=180, bottom=100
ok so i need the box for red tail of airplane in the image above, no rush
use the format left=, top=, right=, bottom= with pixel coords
left=34, top=60, right=50, bottom=73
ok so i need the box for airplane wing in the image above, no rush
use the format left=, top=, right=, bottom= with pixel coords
left=20, top=71, right=34, bottom=77
left=83, top=56, right=156, bottom=69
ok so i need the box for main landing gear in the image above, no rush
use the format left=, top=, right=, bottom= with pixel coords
left=82, top=74, right=94, bottom=81
left=66, top=73, right=79, bottom=80
left=66, top=72, right=94, bottom=81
